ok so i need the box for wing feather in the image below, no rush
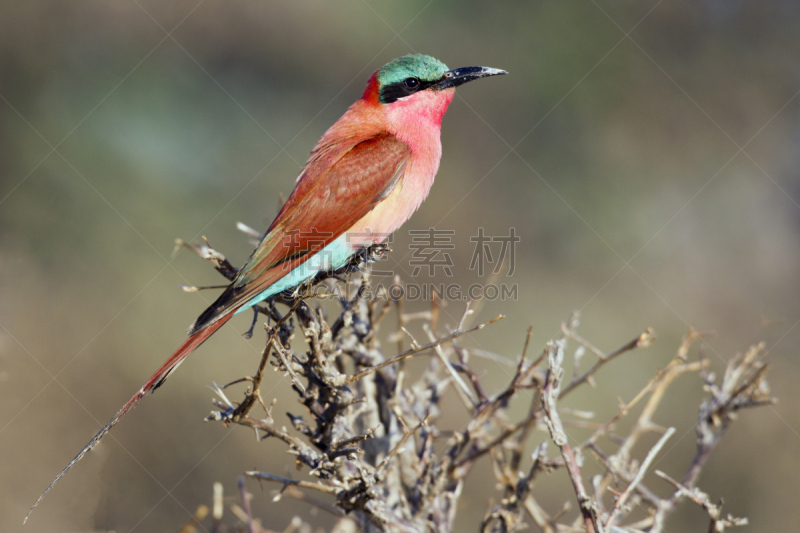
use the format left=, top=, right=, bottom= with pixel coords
left=190, top=132, right=409, bottom=333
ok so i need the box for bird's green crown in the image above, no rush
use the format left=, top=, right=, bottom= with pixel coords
left=377, top=54, right=449, bottom=104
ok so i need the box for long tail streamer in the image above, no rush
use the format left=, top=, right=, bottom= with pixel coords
left=25, top=313, right=233, bottom=524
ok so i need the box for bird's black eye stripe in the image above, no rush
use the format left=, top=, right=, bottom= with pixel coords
left=380, top=77, right=435, bottom=104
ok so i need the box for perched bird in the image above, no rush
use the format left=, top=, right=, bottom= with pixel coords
left=27, top=54, right=505, bottom=521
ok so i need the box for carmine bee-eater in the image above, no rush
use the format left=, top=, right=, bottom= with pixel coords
left=27, top=54, right=505, bottom=521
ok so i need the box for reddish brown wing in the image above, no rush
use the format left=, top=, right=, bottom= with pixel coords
left=189, top=133, right=409, bottom=333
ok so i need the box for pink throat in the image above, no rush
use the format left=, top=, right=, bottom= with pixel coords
left=384, top=88, right=455, bottom=148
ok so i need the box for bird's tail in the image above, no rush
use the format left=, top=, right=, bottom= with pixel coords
left=25, top=312, right=233, bottom=524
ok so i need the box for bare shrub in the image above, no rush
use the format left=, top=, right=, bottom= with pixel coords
left=174, top=230, right=774, bottom=533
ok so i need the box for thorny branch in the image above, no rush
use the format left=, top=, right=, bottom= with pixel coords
left=177, top=228, right=776, bottom=533
left=655, top=471, right=748, bottom=532
left=541, top=340, right=599, bottom=533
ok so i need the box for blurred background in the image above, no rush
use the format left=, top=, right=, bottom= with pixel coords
left=2, top=1, right=799, bottom=531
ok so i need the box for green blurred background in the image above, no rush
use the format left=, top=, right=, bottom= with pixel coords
left=2, top=1, right=799, bottom=531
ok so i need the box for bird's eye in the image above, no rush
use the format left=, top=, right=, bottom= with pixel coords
left=403, top=77, right=420, bottom=90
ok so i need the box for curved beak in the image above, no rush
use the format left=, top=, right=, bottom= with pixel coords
left=433, top=66, right=507, bottom=90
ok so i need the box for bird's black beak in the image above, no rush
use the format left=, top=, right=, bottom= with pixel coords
left=433, top=66, right=507, bottom=90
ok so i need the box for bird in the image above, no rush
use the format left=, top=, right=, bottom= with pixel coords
left=27, top=54, right=506, bottom=521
